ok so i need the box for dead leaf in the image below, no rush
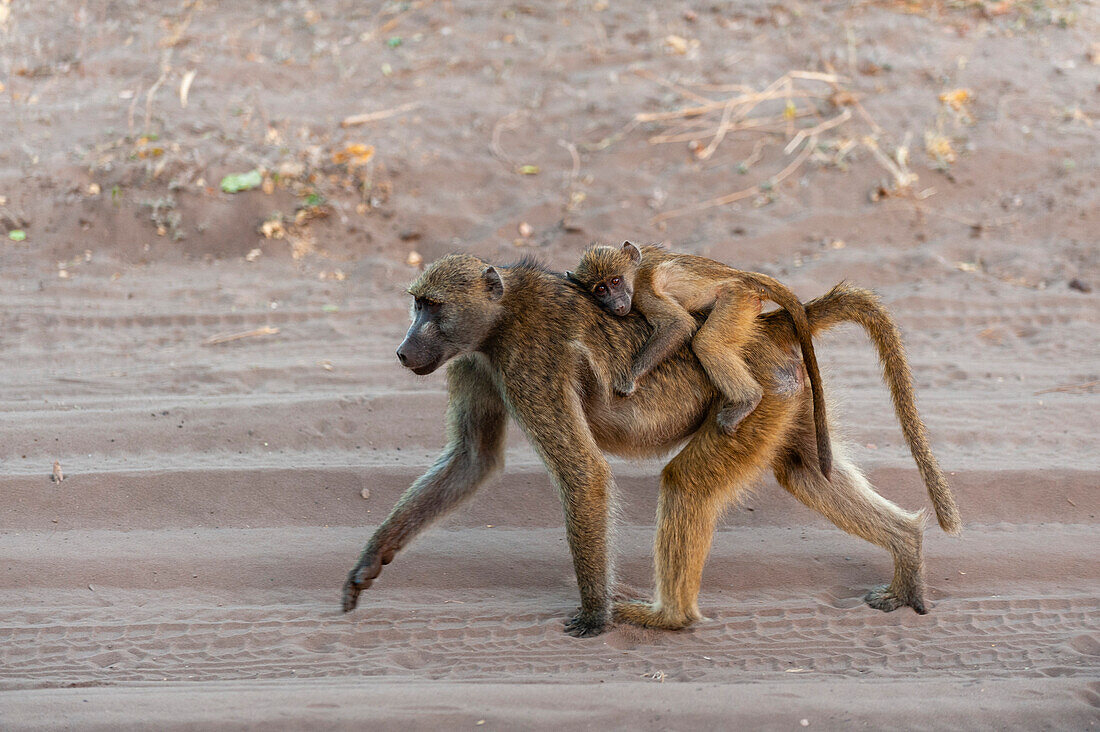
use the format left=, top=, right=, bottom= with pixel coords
left=260, top=220, right=285, bottom=239
left=407, top=250, right=423, bottom=268
left=664, top=35, right=697, bottom=54
left=52, top=461, right=64, bottom=483
left=978, top=327, right=1005, bottom=345
left=277, top=161, right=304, bottom=180
left=245, top=248, right=262, bottom=262
left=939, top=88, right=972, bottom=112
left=332, top=143, right=375, bottom=167
left=925, top=132, right=957, bottom=164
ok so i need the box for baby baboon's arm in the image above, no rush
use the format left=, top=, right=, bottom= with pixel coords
left=342, top=356, right=508, bottom=612
left=624, top=288, right=698, bottom=394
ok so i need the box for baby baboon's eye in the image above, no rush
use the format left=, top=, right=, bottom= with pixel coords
left=611, top=277, right=621, bottom=287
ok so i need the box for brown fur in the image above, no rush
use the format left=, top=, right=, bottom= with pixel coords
left=342, top=255, right=960, bottom=636
left=569, top=242, right=832, bottom=478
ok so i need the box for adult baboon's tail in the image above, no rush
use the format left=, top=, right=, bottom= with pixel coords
left=791, top=284, right=962, bottom=534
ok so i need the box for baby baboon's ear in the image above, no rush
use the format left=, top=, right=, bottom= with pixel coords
left=483, top=266, right=505, bottom=301
left=622, top=241, right=641, bottom=263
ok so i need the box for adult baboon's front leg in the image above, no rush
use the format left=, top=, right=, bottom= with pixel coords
left=510, top=379, right=614, bottom=637
left=342, top=356, right=507, bottom=612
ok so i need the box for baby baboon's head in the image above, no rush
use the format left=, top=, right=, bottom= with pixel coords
left=397, top=254, right=505, bottom=374
left=567, top=241, right=641, bottom=316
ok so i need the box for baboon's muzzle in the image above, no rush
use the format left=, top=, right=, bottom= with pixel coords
left=396, top=333, right=444, bottom=375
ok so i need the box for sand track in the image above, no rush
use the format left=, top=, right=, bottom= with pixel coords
left=2, top=0, right=1097, bottom=726
left=3, top=524, right=1097, bottom=690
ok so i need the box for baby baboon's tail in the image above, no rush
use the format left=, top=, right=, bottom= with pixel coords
left=746, top=273, right=832, bottom=480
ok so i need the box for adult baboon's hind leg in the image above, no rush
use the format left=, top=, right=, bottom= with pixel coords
left=772, top=442, right=929, bottom=613
left=614, top=413, right=785, bottom=630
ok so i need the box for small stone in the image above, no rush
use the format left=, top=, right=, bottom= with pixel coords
left=360, top=488, right=370, bottom=500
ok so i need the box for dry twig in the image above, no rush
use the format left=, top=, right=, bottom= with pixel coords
left=203, top=326, right=279, bottom=346
left=653, top=134, right=818, bottom=223
left=1033, top=380, right=1100, bottom=396
left=341, top=102, right=421, bottom=128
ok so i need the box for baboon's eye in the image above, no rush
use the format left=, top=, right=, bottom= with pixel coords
left=415, top=297, right=442, bottom=314
left=611, top=277, right=621, bottom=287
left=595, top=284, right=606, bottom=294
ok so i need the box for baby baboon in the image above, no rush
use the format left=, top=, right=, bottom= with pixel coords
left=342, top=253, right=960, bottom=637
left=568, top=241, right=831, bottom=478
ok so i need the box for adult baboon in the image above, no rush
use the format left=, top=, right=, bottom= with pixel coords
left=343, top=253, right=960, bottom=636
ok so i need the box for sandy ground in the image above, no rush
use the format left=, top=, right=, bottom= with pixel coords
left=1, top=0, right=1098, bottom=728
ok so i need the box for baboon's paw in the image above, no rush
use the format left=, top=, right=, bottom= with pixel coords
left=864, top=584, right=928, bottom=615
left=564, top=609, right=609, bottom=638
left=612, top=377, right=637, bottom=398
left=612, top=600, right=691, bottom=630
left=341, top=554, right=383, bottom=613
left=716, top=401, right=756, bottom=436
left=715, top=413, right=745, bottom=437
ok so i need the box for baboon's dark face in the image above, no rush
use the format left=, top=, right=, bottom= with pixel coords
left=398, top=296, right=451, bottom=375
left=568, top=246, right=637, bottom=317
left=591, top=274, right=633, bottom=316
left=397, top=255, right=505, bottom=375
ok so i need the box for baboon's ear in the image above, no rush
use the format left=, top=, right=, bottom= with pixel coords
left=622, top=241, right=641, bottom=263
left=483, top=266, right=505, bottom=302
left=565, top=270, right=581, bottom=285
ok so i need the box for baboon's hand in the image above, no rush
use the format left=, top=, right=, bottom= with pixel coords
left=341, top=552, right=383, bottom=613
left=564, top=608, right=609, bottom=638
left=612, top=377, right=637, bottom=398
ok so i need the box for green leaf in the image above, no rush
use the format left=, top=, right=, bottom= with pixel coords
left=322, top=304, right=339, bottom=313
left=518, top=165, right=540, bottom=175
left=8, top=229, right=26, bottom=242
left=220, top=170, right=263, bottom=193
left=387, top=36, right=402, bottom=48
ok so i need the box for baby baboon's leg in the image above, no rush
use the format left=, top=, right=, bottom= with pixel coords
left=614, top=410, right=787, bottom=630
left=692, top=285, right=765, bottom=435
left=772, top=442, right=928, bottom=613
